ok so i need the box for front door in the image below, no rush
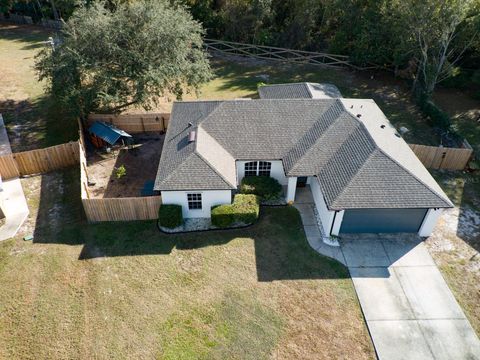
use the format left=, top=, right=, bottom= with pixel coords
left=297, top=177, right=307, bottom=188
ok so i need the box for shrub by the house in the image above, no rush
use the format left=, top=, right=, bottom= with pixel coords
left=158, top=204, right=183, bottom=228
left=211, top=194, right=260, bottom=228
left=240, top=176, right=282, bottom=200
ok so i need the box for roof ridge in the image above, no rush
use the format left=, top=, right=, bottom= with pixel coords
left=339, top=102, right=452, bottom=208
left=196, top=123, right=235, bottom=159
left=327, top=149, right=377, bottom=210
left=375, top=147, right=453, bottom=207
left=285, top=99, right=343, bottom=174
left=156, top=152, right=197, bottom=186
left=305, top=83, right=314, bottom=98
left=194, top=151, right=236, bottom=188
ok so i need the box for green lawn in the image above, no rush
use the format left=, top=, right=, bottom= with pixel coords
left=0, top=23, right=77, bottom=151
left=0, top=169, right=375, bottom=359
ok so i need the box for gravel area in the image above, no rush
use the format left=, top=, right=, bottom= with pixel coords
left=159, top=217, right=253, bottom=233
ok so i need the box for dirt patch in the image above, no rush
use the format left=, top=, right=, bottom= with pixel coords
left=86, top=133, right=164, bottom=198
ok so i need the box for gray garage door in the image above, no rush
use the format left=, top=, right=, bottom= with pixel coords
left=340, top=208, right=428, bottom=234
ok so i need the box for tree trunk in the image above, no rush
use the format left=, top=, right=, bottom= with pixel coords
left=50, top=0, right=59, bottom=21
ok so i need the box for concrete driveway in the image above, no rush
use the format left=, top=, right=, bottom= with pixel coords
left=341, top=235, right=480, bottom=360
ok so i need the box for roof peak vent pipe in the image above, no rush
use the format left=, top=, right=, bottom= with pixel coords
left=188, top=130, right=196, bottom=143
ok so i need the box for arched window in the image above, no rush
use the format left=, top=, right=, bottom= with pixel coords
left=244, top=161, right=257, bottom=177
left=258, top=161, right=271, bottom=176
left=244, top=161, right=271, bottom=177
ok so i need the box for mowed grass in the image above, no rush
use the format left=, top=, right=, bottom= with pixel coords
left=0, top=23, right=77, bottom=151
left=0, top=168, right=374, bottom=359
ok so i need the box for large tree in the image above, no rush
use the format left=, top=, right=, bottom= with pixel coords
left=400, top=0, right=479, bottom=95
left=35, top=0, right=212, bottom=117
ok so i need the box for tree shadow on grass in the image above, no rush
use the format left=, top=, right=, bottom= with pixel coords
left=0, top=22, right=53, bottom=46
left=78, top=207, right=349, bottom=281
left=30, top=170, right=348, bottom=281
left=0, top=96, right=78, bottom=152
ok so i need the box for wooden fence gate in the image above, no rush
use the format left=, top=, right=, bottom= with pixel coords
left=409, top=144, right=473, bottom=170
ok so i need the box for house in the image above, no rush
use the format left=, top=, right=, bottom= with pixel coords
left=154, top=83, right=453, bottom=237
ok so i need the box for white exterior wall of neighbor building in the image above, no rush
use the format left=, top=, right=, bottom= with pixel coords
left=418, top=208, right=443, bottom=237
left=236, top=160, right=288, bottom=185
left=309, top=177, right=338, bottom=235
left=161, top=190, right=232, bottom=218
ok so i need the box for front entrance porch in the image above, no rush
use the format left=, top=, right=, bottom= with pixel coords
left=293, top=185, right=345, bottom=262
left=285, top=176, right=308, bottom=202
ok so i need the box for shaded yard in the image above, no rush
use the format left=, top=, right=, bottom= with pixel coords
left=86, top=133, right=164, bottom=198
left=0, top=168, right=375, bottom=359
left=0, top=23, right=77, bottom=151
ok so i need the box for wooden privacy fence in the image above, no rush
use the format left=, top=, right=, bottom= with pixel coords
left=204, top=38, right=375, bottom=70
left=79, top=122, right=161, bottom=222
left=409, top=144, right=473, bottom=170
left=0, top=141, right=79, bottom=180
left=87, top=113, right=170, bottom=133
left=81, top=197, right=162, bottom=222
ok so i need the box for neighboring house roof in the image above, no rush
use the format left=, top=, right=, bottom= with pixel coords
left=154, top=96, right=452, bottom=210
left=89, top=121, right=132, bottom=145
left=258, top=82, right=342, bottom=99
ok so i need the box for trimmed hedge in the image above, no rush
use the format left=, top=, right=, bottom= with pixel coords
left=211, top=194, right=260, bottom=228
left=240, top=176, right=282, bottom=200
left=158, top=204, right=183, bottom=228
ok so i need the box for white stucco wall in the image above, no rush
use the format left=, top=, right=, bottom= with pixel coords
left=309, top=177, right=337, bottom=235
left=236, top=160, right=288, bottom=185
left=286, top=177, right=297, bottom=202
left=330, top=210, right=344, bottom=236
left=161, top=190, right=232, bottom=218
left=418, top=208, right=443, bottom=237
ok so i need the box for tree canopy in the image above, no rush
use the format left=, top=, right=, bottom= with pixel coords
left=35, top=0, right=212, bottom=116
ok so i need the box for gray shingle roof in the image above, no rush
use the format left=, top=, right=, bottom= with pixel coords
left=154, top=101, right=235, bottom=190
left=154, top=98, right=453, bottom=209
left=258, top=83, right=311, bottom=99
left=258, top=82, right=342, bottom=99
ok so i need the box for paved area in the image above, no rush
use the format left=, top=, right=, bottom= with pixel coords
left=344, top=236, right=480, bottom=360
left=0, top=114, right=29, bottom=241
left=295, top=186, right=480, bottom=360
left=294, top=187, right=346, bottom=265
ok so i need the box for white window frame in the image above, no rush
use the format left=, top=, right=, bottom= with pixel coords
left=244, top=161, right=271, bottom=177
left=187, top=193, right=202, bottom=210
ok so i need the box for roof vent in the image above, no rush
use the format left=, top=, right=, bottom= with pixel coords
left=188, top=130, right=196, bottom=143
left=380, top=125, right=386, bottom=129
left=356, top=114, right=362, bottom=118
left=187, top=122, right=193, bottom=127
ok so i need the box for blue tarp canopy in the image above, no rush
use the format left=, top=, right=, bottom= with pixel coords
left=88, top=121, right=132, bottom=146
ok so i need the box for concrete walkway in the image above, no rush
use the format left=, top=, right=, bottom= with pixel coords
left=0, top=114, right=29, bottom=241
left=294, top=186, right=480, bottom=360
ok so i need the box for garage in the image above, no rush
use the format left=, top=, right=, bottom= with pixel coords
left=339, top=208, right=428, bottom=234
